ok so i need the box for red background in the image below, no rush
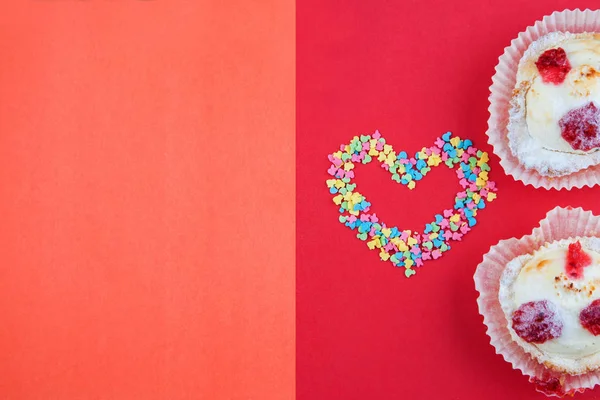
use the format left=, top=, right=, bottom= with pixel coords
left=297, top=1, right=600, bottom=399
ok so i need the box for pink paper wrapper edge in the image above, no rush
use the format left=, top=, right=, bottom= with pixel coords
left=487, top=9, right=600, bottom=190
left=474, top=206, right=600, bottom=396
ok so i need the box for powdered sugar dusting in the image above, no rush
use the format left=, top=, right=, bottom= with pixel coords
left=512, top=300, right=564, bottom=343
left=559, top=102, right=600, bottom=151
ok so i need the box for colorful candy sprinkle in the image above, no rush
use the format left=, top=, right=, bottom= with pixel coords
left=326, top=131, right=497, bottom=278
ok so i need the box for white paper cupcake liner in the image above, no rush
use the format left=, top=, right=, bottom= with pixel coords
left=487, top=9, right=600, bottom=190
left=474, top=206, right=600, bottom=396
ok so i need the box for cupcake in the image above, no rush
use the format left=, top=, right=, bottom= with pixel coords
left=508, top=32, right=600, bottom=177
left=487, top=9, right=600, bottom=189
left=475, top=207, right=600, bottom=396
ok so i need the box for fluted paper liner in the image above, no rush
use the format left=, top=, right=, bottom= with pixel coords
left=487, top=9, right=600, bottom=190
left=474, top=207, right=600, bottom=396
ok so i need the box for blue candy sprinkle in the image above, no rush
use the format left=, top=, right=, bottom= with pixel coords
left=442, top=132, right=452, bottom=142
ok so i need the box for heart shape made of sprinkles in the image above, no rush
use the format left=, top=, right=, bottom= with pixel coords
left=326, top=131, right=498, bottom=277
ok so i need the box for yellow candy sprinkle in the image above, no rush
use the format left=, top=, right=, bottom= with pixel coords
left=407, top=237, right=417, bottom=246
left=369, top=148, right=379, bottom=156
left=380, top=251, right=390, bottom=261
left=407, top=181, right=416, bottom=190
left=487, top=192, right=497, bottom=202
left=385, top=155, right=396, bottom=167
left=326, top=179, right=337, bottom=188
left=450, top=214, right=460, bottom=223
left=478, top=152, right=489, bottom=164
left=350, top=192, right=362, bottom=203
left=472, top=193, right=481, bottom=203
left=343, top=162, right=354, bottom=171
left=334, top=180, right=345, bottom=189
left=367, top=240, right=377, bottom=250
left=333, top=195, right=343, bottom=205
left=427, top=155, right=441, bottom=167
left=405, top=259, right=414, bottom=268
left=383, top=144, right=393, bottom=154
left=382, top=228, right=392, bottom=237
left=450, top=137, right=460, bottom=147
left=476, top=177, right=486, bottom=187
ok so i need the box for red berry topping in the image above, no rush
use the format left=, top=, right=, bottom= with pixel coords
left=535, top=47, right=571, bottom=84
left=512, top=300, right=563, bottom=343
left=559, top=102, right=600, bottom=151
left=580, top=299, right=600, bottom=335
left=565, top=240, right=593, bottom=279
left=530, top=376, right=566, bottom=397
